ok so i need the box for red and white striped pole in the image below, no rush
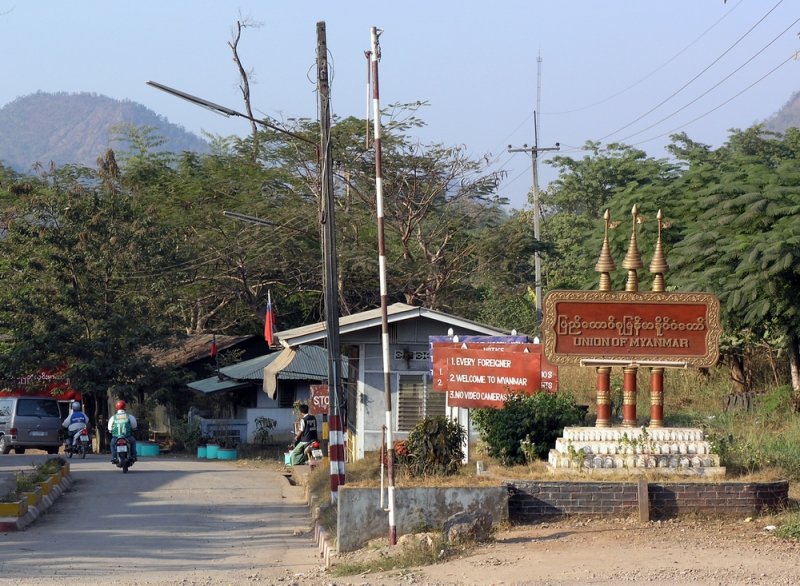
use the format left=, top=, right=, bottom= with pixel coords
left=370, top=25, right=396, bottom=546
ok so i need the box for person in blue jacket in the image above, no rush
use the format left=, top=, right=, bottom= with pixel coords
left=62, top=401, right=90, bottom=450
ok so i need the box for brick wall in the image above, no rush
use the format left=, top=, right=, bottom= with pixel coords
left=507, top=480, right=788, bottom=522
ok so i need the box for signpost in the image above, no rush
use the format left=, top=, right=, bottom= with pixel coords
left=431, top=342, right=555, bottom=409
left=542, top=290, right=722, bottom=367
left=309, top=384, right=330, bottom=416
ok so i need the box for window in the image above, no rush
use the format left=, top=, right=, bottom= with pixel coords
left=278, top=384, right=296, bottom=408
left=397, top=373, right=445, bottom=432
left=17, top=398, right=60, bottom=417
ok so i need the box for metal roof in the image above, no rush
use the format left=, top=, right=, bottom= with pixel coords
left=274, top=302, right=510, bottom=347
left=187, top=345, right=333, bottom=394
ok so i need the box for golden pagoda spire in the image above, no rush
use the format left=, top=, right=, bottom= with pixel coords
left=622, top=204, right=644, bottom=292
left=649, top=209, right=669, bottom=292
left=595, top=209, right=616, bottom=291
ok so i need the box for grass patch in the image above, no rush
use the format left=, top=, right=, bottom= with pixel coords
left=775, top=511, right=800, bottom=540
left=330, top=533, right=473, bottom=577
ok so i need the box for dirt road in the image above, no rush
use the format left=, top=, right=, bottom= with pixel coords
left=3, top=454, right=798, bottom=585
left=328, top=515, right=800, bottom=585
left=0, top=454, right=321, bottom=585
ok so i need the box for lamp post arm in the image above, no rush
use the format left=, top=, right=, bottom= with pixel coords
left=146, top=80, right=317, bottom=147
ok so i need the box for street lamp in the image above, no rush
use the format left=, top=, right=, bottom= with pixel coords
left=146, top=81, right=317, bottom=148
left=148, top=79, right=344, bottom=495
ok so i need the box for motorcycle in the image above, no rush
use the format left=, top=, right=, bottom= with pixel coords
left=64, top=427, right=91, bottom=459
left=112, top=437, right=136, bottom=473
left=287, top=440, right=323, bottom=466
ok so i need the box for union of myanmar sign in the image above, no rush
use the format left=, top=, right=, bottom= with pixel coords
left=542, top=290, right=722, bottom=367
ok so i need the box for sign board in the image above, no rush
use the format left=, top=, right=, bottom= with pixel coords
left=431, top=343, right=544, bottom=408
left=542, top=290, right=722, bottom=367
left=1, top=367, right=80, bottom=402
left=432, top=341, right=558, bottom=392
left=309, top=384, right=329, bottom=416
left=428, top=335, right=528, bottom=370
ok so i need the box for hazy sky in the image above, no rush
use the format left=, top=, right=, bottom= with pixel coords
left=1, top=1, right=797, bottom=208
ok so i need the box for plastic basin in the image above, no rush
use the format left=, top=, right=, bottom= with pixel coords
left=138, top=442, right=160, bottom=457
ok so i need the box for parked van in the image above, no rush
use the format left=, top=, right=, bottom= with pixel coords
left=0, top=396, right=62, bottom=454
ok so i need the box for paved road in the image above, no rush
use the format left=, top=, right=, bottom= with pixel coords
left=0, top=453, right=324, bottom=585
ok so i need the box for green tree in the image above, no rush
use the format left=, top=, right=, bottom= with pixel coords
left=0, top=152, right=187, bottom=426
left=542, top=142, right=679, bottom=292
left=669, top=126, right=800, bottom=394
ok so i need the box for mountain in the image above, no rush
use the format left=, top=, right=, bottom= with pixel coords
left=0, top=92, right=210, bottom=172
left=761, top=90, right=800, bottom=134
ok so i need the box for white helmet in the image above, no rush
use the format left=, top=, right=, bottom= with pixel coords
left=71, top=401, right=81, bottom=411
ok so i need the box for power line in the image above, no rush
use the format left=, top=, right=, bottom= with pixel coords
left=545, top=0, right=747, bottom=116
left=630, top=51, right=797, bottom=148
left=596, top=0, right=785, bottom=143
left=616, top=16, right=800, bottom=144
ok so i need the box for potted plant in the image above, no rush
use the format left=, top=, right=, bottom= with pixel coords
left=14, top=472, right=42, bottom=508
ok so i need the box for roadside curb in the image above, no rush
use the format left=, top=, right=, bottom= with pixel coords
left=292, top=466, right=336, bottom=569
left=308, top=490, right=335, bottom=568
left=0, top=472, right=72, bottom=532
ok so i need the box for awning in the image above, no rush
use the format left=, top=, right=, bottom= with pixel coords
left=263, top=345, right=338, bottom=400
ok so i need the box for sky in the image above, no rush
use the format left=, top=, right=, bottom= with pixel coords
left=1, top=1, right=798, bottom=209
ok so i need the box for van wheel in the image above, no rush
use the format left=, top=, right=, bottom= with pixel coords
left=0, top=436, right=10, bottom=455
left=46, top=446, right=59, bottom=455
left=14, top=447, right=25, bottom=454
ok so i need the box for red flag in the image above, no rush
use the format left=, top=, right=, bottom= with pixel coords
left=210, top=335, right=218, bottom=358
left=264, top=293, right=275, bottom=347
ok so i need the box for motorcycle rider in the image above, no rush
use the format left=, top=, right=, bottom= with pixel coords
left=62, top=400, right=90, bottom=451
left=108, top=399, right=137, bottom=463
left=290, top=403, right=318, bottom=465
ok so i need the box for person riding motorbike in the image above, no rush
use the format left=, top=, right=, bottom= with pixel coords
left=108, top=399, right=138, bottom=463
left=289, top=403, right=318, bottom=465
left=62, top=400, right=90, bottom=450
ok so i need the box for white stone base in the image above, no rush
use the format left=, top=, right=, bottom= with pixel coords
left=547, top=426, right=726, bottom=477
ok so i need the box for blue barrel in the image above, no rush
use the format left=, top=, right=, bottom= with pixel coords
left=197, top=446, right=207, bottom=458
left=205, top=444, right=219, bottom=459
left=217, top=448, right=237, bottom=460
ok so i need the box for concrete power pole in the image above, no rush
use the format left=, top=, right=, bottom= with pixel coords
left=317, top=21, right=345, bottom=500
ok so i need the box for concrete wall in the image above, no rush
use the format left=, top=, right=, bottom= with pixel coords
left=336, top=486, right=508, bottom=552
left=334, top=479, right=789, bottom=552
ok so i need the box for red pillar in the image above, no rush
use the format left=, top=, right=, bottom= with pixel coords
left=622, top=365, right=638, bottom=428
left=650, top=368, right=664, bottom=428
left=595, top=367, right=612, bottom=428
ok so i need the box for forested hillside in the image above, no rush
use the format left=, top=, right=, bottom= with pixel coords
left=762, top=90, right=800, bottom=133
left=0, top=92, right=209, bottom=171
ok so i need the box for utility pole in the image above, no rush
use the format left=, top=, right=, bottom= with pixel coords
left=508, top=129, right=559, bottom=325
left=508, top=55, right=559, bottom=325
left=317, top=21, right=345, bottom=500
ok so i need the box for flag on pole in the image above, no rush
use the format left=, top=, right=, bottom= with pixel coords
left=264, top=291, right=275, bottom=347
left=210, top=334, right=218, bottom=358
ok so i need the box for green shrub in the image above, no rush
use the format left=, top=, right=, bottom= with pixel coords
left=1, top=458, right=65, bottom=502
left=400, top=416, right=466, bottom=477
left=472, top=391, right=584, bottom=466
left=170, top=418, right=204, bottom=452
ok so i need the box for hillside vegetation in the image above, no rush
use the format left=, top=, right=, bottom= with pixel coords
left=0, top=92, right=209, bottom=171
left=763, top=90, right=800, bottom=134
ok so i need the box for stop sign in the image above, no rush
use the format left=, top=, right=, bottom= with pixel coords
left=309, top=384, right=329, bottom=415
